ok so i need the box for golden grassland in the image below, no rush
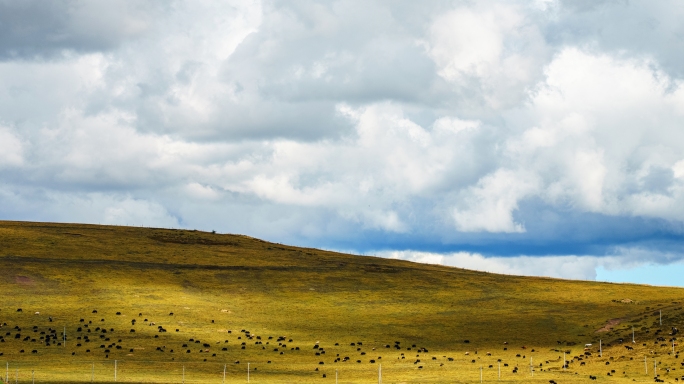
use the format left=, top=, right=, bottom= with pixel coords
left=0, top=220, right=683, bottom=383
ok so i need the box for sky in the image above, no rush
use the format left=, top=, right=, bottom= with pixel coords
left=1, top=0, right=684, bottom=286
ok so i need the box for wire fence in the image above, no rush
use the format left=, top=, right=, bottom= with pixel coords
left=0, top=359, right=562, bottom=383
left=1, top=357, right=681, bottom=383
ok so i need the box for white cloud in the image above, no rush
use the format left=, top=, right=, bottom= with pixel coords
left=101, top=197, right=179, bottom=228
left=518, top=48, right=684, bottom=218
left=184, top=182, right=222, bottom=201
left=211, top=102, right=489, bottom=232
left=382, top=250, right=603, bottom=280
left=426, top=3, right=550, bottom=109
left=453, top=169, right=538, bottom=233
left=0, top=125, right=24, bottom=167
left=381, top=247, right=684, bottom=283
left=672, top=160, right=684, bottom=179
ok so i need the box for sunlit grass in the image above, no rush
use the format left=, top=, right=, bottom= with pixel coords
left=0, top=221, right=683, bottom=382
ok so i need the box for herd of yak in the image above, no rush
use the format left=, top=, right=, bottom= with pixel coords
left=0, top=307, right=683, bottom=382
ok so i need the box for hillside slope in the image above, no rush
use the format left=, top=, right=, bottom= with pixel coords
left=0, top=220, right=682, bottom=383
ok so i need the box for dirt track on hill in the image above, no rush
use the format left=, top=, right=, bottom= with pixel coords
left=596, top=318, right=622, bottom=332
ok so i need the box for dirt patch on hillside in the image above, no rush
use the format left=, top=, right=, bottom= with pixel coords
left=596, top=318, right=622, bottom=333
left=15, top=275, right=35, bottom=285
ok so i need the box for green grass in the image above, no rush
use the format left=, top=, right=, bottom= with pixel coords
left=0, top=220, right=683, bottom=383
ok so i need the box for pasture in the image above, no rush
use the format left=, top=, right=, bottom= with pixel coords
left=0, top=220, right=683, bottom=383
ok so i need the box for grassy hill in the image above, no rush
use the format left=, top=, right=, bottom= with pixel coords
left=0, top=220, right=682, bottom=383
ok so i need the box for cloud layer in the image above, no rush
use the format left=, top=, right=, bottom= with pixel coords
left=380, top=247, right=684, bottom=282
left=1, top=0, right=684, bottom=281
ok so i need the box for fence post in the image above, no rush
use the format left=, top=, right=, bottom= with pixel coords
left=223, top=364, right=226, bottom=384
left=248, top=363, right=250, bottom=382
left=114, top=360, right=117, bottom=382
left=530, top=357, right=533, bottom=377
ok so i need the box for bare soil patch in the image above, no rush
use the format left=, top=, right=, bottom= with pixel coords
left=15, top=275, right=34, bottom=285
left=596, top=318, right=622, bottom=332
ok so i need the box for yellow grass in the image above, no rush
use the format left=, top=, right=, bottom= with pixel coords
left=0, top=220, right=683, bottom=383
